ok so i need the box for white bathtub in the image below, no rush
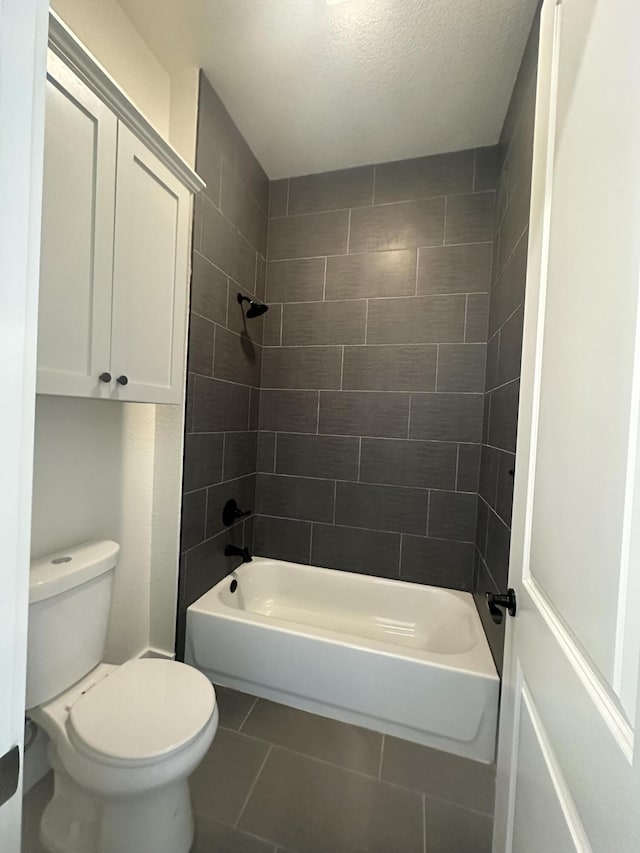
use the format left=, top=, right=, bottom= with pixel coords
left=185, top=557, right=499, bottom=763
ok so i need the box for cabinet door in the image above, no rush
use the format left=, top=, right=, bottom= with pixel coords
left=110, top=124, right=191, bottom=404
left=37, top=50, right=116, bottom=397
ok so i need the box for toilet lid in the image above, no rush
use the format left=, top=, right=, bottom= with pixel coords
left=69, top=659, right=215, bottom=762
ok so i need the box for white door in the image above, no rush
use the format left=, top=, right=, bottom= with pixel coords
left=494, top=1, right=640, bottom=851
left=37, top=50, right=117, bottom=398
left=0, top=0, right=48, bottom=849
left=110, top=123, right=191, bottom=405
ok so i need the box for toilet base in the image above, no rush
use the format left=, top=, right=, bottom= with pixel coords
left=40, top=755, right=194, bottom=853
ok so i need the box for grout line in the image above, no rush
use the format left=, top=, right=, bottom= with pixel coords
left=285, top=178, right=290, bottom=216
left=425, top=490, right=431, bottom=536
left=254, top=514, right=477, bottom=544
left=309, top=523, right=314, bottom=563
left=322, top=256, right=328, bottom=301
left=455, top=444, right=460, bottom=490
left=272, top=433, right=278, bottom=473
left=346, top=208, right=352, bottom=253
left=434, top=344, right=440, bottom=392
left=442, top=195, right=448, bottom=245
left=357, top=436, right=362, bottom=482
left=278, top=304, right=283, bottom=346
left=415, top=247, right=420, bottom=296
left=234, top=744, right=273, bottom=828
left=220, top=431, right=226, bottom=481
left=332, top=481, right=337, bottom=524
left=364, top=298, right=369, bottom=344
left=423, top=794, right=428, bottom=853
left=372, top=164, right=377, bottom=205
left=378, top=734, right=385, bottom=780
left=237, top=696, right=260, bottom=731
left=472, top=148, right=477, bottom=193
left=340, top=347, right=345, bottom=389
left=316, top=391, right=321, bottom=434
left=463, top=294, right=469, bottom=343
left=264, top=239, right=492, bottom=266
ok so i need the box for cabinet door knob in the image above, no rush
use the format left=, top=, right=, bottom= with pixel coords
left=116, top=375, right=129, bottom=386
left=99, top=372, right=112, bottom=383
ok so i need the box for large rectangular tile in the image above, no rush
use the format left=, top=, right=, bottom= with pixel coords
left=349, top=198, right=445, bottom=253
left=488, top=232, right=528, bottom=337
left=276, top=433, right=360, bottom=481
left=381, top=737, right=495, bottom=814
left=267, top=258, right=326, bottom=303
left=436, top=343, right=486, bottom=393
left=195, top=127, right=221, bottom=208
left=281, top=300, right=367, bottom=346
left=400, top=536, right=474, bottom=590
left=325, top=249, right=417, bottom=299
left=318, top=391, right=410, bottom=438
left=288, top=165, right=374, bottom=214
left=193, top=815, right=275, bottom=853
left=269, top=178, right=289, bottom=217
left=188, top=313, right=215, bottom=377
left=190, top=728, right=270, bottom=825
left=236, top=132, right=269, bottom=213
left=191, top=252, right=228, bottom=325
left=200, top=198, right=257, bottom=291
left=444, top=192, right=495, bottom=245
left=417, top=243, right=492, bottom=295
left=181, top=489, right=207, bottom=552
left=474, top=145, right=502, bottom=193
left=243, top=699, right=383, bottom=775
left=374, top=150, right=473, bottom=204
left=425, top=799, right=493, bottom=853
left=428, top=491, right=477, bottom=542
left=223, top=431, right=258, bottom=480
left=479, top=445, right=500, bottom=508
left=256, top=474, right=335, bottom=523
left=206, top=475, right=256, bottom=539
left=474, top=554, right=505, bottom=677
left=496, top=450, right=516, bottom=527
left=213, top=685, right=258, bottom=732
left=183, top=524, right=244, bottom=607
left=359, top=438, right=457, bottom=489
left=257, top=432, right=276, bottom=473
left=486, top=508, right=511, bottom=590
left=214, top=325, right=262, bottom=387
left=269, top=210, right=350, bottom=260
left=254, top=515, right=312, bottom=563
left=409, top=393, right=484, bottom=443
left=335, top=481, right=428, bottom=535
left=259, top=390, right=319, bottom=432
left=465, top=292, right=490, bottom=343
left=488, top=379, right=520, bottom=452
left=457, top=443, right=482, bottom=493
left=312, top=523, right=401, bottom=578
left=262, top=303, right=282, bottom=347
left=496, top=304, right=524, bottom=386
left=342, top=344, right=436, bottom=392
left=221, top=160, right=268, bottom=255
left=183, top=432, right=224, bottom=492
left=192, top=376, right=250, bottom=433
left=198, top=74, right=238, bottom=167
left=262, top=347, right=342, bottom=389
left=240, top=748, right=423, bottom=853
left=366, top=295, right=466, bottom=344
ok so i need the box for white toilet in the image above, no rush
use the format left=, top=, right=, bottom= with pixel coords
left=26, top=540, right=218, bottom=853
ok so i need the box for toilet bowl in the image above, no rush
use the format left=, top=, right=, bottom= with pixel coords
left=26, top=541, right=218, bottom=853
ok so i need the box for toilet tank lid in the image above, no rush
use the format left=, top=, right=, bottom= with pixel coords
left=30, top=540, right=120, bottom=604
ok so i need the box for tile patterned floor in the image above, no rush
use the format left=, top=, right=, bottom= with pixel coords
left=23, top=685, right=495, bottom=853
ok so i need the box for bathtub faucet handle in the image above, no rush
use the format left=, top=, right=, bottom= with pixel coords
left=222, top=499, right=252, bottom=527
left=485, top=589, right=517, bottom=625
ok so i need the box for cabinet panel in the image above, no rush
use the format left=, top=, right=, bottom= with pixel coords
left=37, top=50, right=116, bottom=397
left=110, top=124, right=191, bottom=404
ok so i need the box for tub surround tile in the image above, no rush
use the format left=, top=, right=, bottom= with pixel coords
left=427, top=491, right=478, bottom=542
left=281, top=300, right=367, bottom=347
left=417, top=243, right=492, bottom=295
left=287, top=165, right=374, bottom=215
left=206, top=475, right=256, bottom=540
left=444, top=192, right=495, bottom=245
left=318, top=391, right=410, bottom=439
left=360, top=438, right=457, bottom=491
left=311, top=523, right=401, bottom=578
left=257, top=431, right=276, bottom=473
left=259, top=390, right=320, bottom=433
left=456, top=443, right=482, bottom=493
left=223, top=431, right=259, bottom=480
left=335, top=481, right=429, bottom=536
left=188, top=312, right=215, bottom=376
left=183, top=524, right=244, bottom=609
left=474, top=145, right=502, bottom=193
left=400, top=536, right=475, bottom=591
left=254, top=515, right=312, bottom=564
left=239, top=747, right=424, bottom=853
left=275, top=433, right=360, bottom=481
left=192, top=376, right=251, bottom=433
left=262, top=303, right=283, bottom=347
left=262, top=347, right=342, bottom=390
left=349, top=197, right=445, bottom=253
left=342, top=344, right=437, bottom=392
left=181, top=489, right=207, bottom=552
left=374, top=150, right=474, bottom=204
left=256, top=474, right=335, bottom=524
left=465, top=292, right=490, bottom=343
left=366, top=294, right=466, bottom=344
left=268, top=210, right=350, bottom=260
left=409, top=393, right=484, bottom=443
left=242, top=700, right=383, bottom=776
left=436, top=344, right=486, bottom=393
left=183, top=432, right=224, bottom=493
left=214, top=325, right=262, bottom=387
left=325, top=249, right=417, bottom=300
left=267, top=258, right=326, bottom=303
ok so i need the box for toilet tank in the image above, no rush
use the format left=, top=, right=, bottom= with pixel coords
left=26, top=540, right=120, bottom=709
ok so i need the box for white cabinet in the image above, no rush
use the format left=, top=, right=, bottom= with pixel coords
left=37, top=50, right=194, bottom=405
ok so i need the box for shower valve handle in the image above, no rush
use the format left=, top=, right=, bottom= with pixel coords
left=222, top=498, right=252, bottom=527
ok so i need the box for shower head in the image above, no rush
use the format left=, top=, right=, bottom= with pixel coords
left=237, top=292, right=269, bottom=318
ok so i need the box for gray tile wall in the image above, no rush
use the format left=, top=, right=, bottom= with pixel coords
left=177, top=73, right=268, bottom=657
left=473, top=14, right=540, bottom=673
left=256, top=147, right=499, bottom=590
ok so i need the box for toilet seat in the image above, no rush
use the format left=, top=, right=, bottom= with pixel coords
left=68, top=658, right=215, bottom=766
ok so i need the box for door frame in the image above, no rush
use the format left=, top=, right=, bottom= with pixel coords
left=0, top=0, right=48, bottom=847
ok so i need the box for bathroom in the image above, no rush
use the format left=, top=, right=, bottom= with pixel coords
left=3, top=0, right=640, bottom=851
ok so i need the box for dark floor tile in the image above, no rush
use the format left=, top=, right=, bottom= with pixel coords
left=193, top=815, right=276, bottom=853
left=381, top=737, right=495, bottom=814
left=214, top=684, right=258, bottom=731
left=240, top=748, right=424, bottom=853
left=190, top=729, right=270, bottom=825
left=425, top=799, right=493, bottom=853
left=254, top=515, right=312, bottom=564
left=243, top=699, right=383, bottom=776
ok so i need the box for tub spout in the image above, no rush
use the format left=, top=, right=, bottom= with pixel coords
left=224, top=544, right=252, bottom=563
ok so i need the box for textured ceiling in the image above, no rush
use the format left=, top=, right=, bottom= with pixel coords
left=118, top=0, right=538, bottom=179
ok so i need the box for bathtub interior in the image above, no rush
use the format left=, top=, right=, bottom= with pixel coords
left=220, top=558, right=479, bottom=656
